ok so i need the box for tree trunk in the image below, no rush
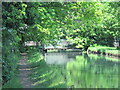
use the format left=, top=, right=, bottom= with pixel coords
left=84, top=46, right=89, bottom=51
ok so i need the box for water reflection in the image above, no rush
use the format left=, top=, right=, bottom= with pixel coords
left=31, top=52, right=119, bottom=88
left=44, top=52, right=82, bottom=65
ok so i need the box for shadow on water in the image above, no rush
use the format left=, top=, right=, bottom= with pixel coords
left=29, top=51, right=119, bottom=88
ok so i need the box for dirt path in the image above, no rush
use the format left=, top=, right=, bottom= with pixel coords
left=18, top=53, right=33, bottom=88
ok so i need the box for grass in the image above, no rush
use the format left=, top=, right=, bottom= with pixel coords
left=2, top=76, right=22, bottom=88
left=88, top=45, right=119, bottom=55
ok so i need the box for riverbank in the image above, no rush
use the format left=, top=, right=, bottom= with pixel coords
left=87, top=46, right=120, bottom=58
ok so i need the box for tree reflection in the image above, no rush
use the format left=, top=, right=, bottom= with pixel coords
left=30, top=52, right=119, bottom=88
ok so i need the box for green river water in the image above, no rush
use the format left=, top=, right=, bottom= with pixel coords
left=30, top=52, right=119, bottom=88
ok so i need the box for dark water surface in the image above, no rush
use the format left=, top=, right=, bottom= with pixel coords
left=32, top=52, right=119, bottom=88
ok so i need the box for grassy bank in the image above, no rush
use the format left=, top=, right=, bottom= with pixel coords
left=3, top=76, right=22, bottom=88
left=88, top=46, right=120, bottom=57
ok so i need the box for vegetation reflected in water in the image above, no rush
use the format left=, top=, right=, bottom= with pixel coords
left=28, top=52, right=119, bottom=88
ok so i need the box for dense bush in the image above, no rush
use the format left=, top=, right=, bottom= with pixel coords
left=2, top=28, right=21, bottom=84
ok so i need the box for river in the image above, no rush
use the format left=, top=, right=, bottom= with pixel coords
left=32, top=51, right=119, bottom=88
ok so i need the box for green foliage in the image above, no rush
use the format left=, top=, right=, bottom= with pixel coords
left=2, top=2, right=119, bottom=85
left=3, top=2, right=119, bottom=48
left=63, top=2, right=119, bottom=49
left=2, top=28, right=21, bottom=84
left=2, top=2, right=119, bottom=47
left=2, top=2, right=27, bottom=29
